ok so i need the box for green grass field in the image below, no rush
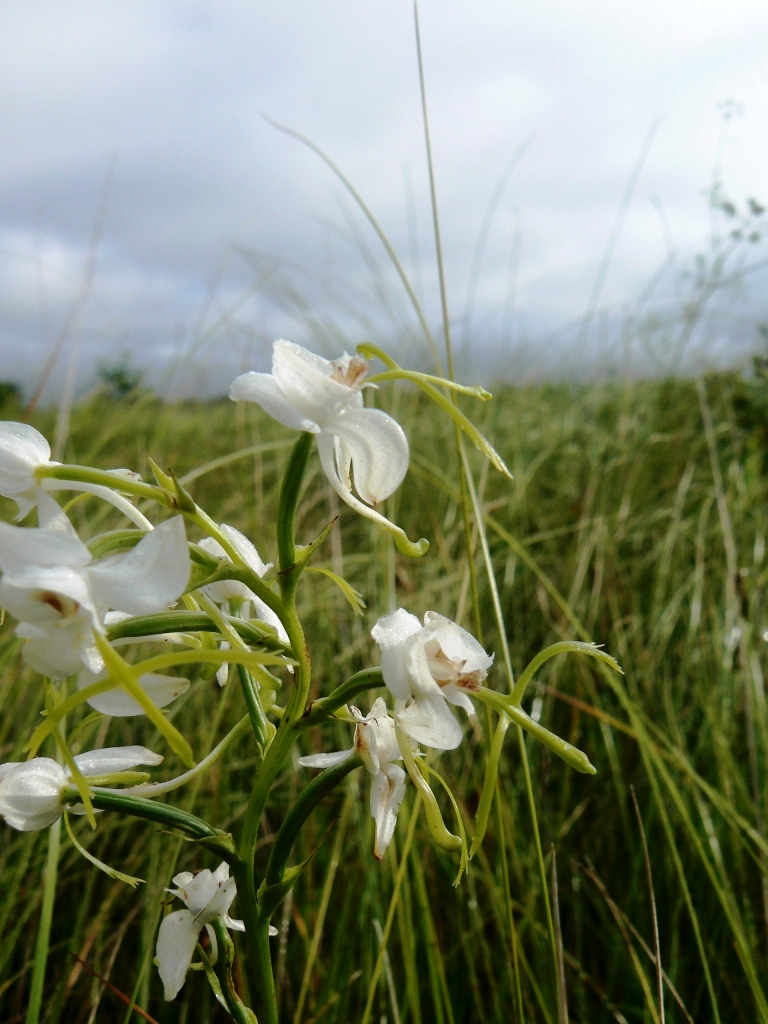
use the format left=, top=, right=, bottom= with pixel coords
left=1, top=366, right=767, bottom=1023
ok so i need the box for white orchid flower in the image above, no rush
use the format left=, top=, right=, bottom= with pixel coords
left=0, top=421, right=149, bottom=527
left=299, top=697, right=407, bottom=859
left=0, top=422, right=55, bottom=519
left=230, top=341, right=416, bottom=545
left=156, top=862, right=255, bottom=1001
left=0, top=515, right=190, bottom=677
left=371, top=609, right=494, bottom=751
left=0, top=745, right=163, bottom=831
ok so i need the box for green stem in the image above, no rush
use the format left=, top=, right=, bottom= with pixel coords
left=107, top=611, right=289, bottom=654
left=209, top=918, right=258, bottom=1024
left=277, top=432, right=314, bottom=578
left=38, top=463, right=166, bottom=503
left=238, top=664, right=270, bottom=752
left=301, top=667, right=385, bottom=726
left=25, top=818, right=60, bottom=1024
left=265, top=760, right=360, bottom=890
left=64, top=787, right=237, bottom=861
left=233, top=432, right=317, bottom=1022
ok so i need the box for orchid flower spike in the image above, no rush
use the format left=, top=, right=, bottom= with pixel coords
left=371, top=610, right=494, bottom=750
left=0, top=746, right=163, bottom=831
left=156, top=862, right=263, bottom=1001
left=0, top=515, right=190, bottom=678
left=299, top=697, right=407, bottom=859
left=230, top=340, right=427, bottom=556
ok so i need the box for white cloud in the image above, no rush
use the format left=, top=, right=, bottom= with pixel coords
left=1, top=0, right=767, bottom=395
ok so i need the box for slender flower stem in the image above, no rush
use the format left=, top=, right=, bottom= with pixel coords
left=474, top=688, right=596, bottom=774
left=37, top=464, right=165, bottom=504
left=277, top=432, right=314, bottom=578
left=301, top=667, right=385, bottom=726
left=103, top=715, right=252, bottom=798
left=93, top=634, right=194, bottom=766
left=25, top=817, right=60, bottom=1024
left=62, top=786, right=234, bottom=849
left=234, top=432, right=319, bottom=1024
left=264, top=760, right=360, bottom=893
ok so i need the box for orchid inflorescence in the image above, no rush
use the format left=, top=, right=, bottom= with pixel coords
left=0, top=340, right=620, bottom=1021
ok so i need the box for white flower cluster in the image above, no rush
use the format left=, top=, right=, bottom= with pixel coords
left=0, top=339, right=503, bottom=1007
left=301, top=609, right=493, bottom=859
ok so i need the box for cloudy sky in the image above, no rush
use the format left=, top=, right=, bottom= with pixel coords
left=2, top=1, right=768, bottom=399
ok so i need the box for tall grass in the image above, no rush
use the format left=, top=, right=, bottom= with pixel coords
left=1, top=364, right=767, bottom=1022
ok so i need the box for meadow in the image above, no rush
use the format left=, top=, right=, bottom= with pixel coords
left=0, top=362, right=766, bottom=1024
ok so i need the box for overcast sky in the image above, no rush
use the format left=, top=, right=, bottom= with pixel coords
left=2, top=0, right=768, bottom=399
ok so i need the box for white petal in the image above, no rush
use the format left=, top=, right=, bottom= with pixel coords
left=176, top=869, right=222, bottom=917
left=250, top=597, right=289, bottom=644
left=272, top=340, right=361, bottom=425
left=371, top=609, right=421, bottom=648
left=218, top=525, right=271, bottom=577
left=298, top=748, right=354, bottom=769
left=0, top=522, right=91, bottom=575
left=157, top=909, right=200, bottom=1001
left=224, top=914, right=246, bottom=932
left=0, top=566, right=98, bottom=627
left=0, top=758, right=66, bottom=831
left=0, top=762, right=20, bottom=781
left=356, top=722, right=380, bottom=775
left=316, top=433, right=411, bottom=538
left=18, top=616, right=95, bottom=677
left=78, top=671, right=190, bottom=717
left=371, top=609, right=422, bottom=701
left=230, top=371, right=320, bottom=432
left=8, top=488, right=40, bottom=522
left=88, top=517, right=190, bottom=615
left=397, top=696, right=464, bottom=751
left=212, top=862, right=230, bottom=883
left=73, top=745, right=163, bottom=776
left=36, top=492, right=78, bottom=535
left=195, top=875, right=238, bottom=926
left=423, top=612, right=494, bottom=676
left=366, top=712, right=400, bottom=767
left=330, top=408, right=409, bottom=505
left=371, top=764, right=406, bottom=860
left=404, top=639, right=444, bottom=699
left=441, top=684, right=476, bottom=715
left=0, top=422, right=50, bottom=494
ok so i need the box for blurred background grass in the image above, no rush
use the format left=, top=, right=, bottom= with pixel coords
left=1, top=362, right=768, bottom=1022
